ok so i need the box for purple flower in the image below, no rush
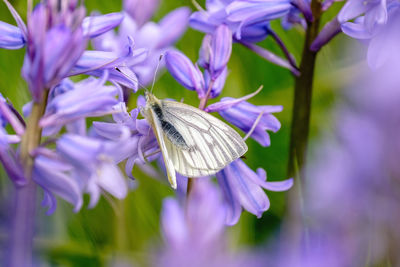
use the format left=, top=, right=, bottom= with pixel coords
left=0, top=21, right=25, bottom=49
left=190, top=0, right=291, bottom=42
left=92, top=5, right=190, bottom=86
left=157, top=179, right=254, bottom=267
left=165, top=24, right=233, bottom=99
left=56, top=134, right=129, bottom=208
left=338, top=2, right=400, bottom=68
left=123, top=0, right=160, bottom=27
left=268, top=36, right=400, bottom=267
left=39, top=76, right=121, bottom=132
left=165, top=50, right=205, bottom=96
left=216, top=159, right=293, bottom=225
left=206, top=91, right=282, bottom=147
left=93, top=96, right=160, bottom=180
left=33, top=151, right=83, bottom=214
left=0, top=128, right=25, bottom=185
left=1, top=0, right=125, bottom=102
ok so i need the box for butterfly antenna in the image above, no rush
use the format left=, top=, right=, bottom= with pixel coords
left=115, top=67, right=149, bottom=93
left=151, top=54, right=164, bottom=93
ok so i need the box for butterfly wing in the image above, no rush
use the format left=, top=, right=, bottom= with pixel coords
left=146, top=103, right=177, bottom=189
left=160, top=100, right=248, bottom=177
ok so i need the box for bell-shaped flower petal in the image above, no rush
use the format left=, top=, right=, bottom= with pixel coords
left=165, top=50, right=205, bottom=95
left=123, top=0, right=160, bottom=27
left=0, top=21, right=25, bottom=49
left=207, top=95, right=282, bottom=147
left=40, top=77, right=119, bottom=128
left=82, top=13, right=124, bottom=38
left=33, top=155, right=83, bottom=214
left=225, top=0, right=292, bottom=22
left=0, top=95, right=25, bottom=136
left=0, top=128, right=25, bottom=185
left=157, top=7, right=191, bottom=49
left=216, top=159, right=293, bottom=223
left=209, top=24, right=232, bottom=79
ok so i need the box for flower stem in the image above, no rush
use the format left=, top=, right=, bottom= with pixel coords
left=7, top=90, right=49, bottom=267
left=287, top=0, right=322, bottom=178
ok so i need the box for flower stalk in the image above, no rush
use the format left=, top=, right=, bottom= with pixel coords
left=8, top=89, right=49, bottom=267
left=287, top=0, right=322, bottom=179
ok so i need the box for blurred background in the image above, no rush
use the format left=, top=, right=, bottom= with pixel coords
left=0, top=0, right=363, bottom=265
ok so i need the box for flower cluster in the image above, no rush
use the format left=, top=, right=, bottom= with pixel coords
left=0, top=0, right=188, bottom=214
left=189, top=0, right=301, bottom=74
left=338, top=0, right=400, bottom=68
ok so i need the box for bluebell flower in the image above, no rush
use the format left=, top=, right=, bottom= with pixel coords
left=39, top=76, right=121, bottom=131
left=190, top=0, right=291, bottom=41
left=33, top=150, right=83, bottom=214
left=123, top=0, right=160, bottom=27
left=338, top=2, right=400, bottom=68
left=206, top=90, right=283, bottom=147
left=165, top=24, right=233, bottom=99
left=56, top=134, right=130, bottom=208
left=158, top=179, right=259, bottom=267
left=217, top=159, right=293, bottom=225
left=0, top=0, right=125, bottom=102
left=92, top=4, right=190, bottom=85
left=0, top=21, right=25, bottom=49
left=0, top=128, right=25, bottom=185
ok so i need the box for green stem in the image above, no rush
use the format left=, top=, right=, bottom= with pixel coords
left=287, top=0, right=322, bottom=178
left=7, top=90, right=49, bottom=267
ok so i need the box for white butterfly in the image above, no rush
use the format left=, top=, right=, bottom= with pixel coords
left=143, top=92, right=248, bottom=189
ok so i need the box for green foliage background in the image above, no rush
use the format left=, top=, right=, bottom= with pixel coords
left=0, top=0, right=358, bottom=265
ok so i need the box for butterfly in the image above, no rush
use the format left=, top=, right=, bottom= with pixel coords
left=143, top=91, right=247, bottom=189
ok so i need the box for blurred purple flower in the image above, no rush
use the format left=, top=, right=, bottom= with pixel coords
left=337, top=0, right=400, bottom=68
left=269, top=33, right=400, bottom=266
left=217, top=159, right=293, bottom=225
left=56, top=134, right=129, bottom=208
left=93, top=4, right=190, bottom=86
left=0, top=128, right=25, bottom=185
left=158, top=179, right=255, bottom=267
left=33, top=151, right=83, bottom=214
left=123, top=0, right=160, bottom=27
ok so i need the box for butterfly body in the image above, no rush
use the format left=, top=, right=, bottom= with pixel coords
left=144, top=92, right=247, bottom=189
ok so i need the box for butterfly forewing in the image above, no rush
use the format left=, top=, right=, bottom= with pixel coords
left=160, top=99, right=248, bottom=177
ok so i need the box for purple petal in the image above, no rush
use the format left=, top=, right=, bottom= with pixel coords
left=82, top=13, right=124, bottom=38
left=226, top=0, right=291, bottom=23
left=157, top=7, right=191, bottom=49
left=205, top=85, right=263, bottom=112
left=0, top=129, right=26, bottom=185
left=97, top=162, right=127, bottom=199
left=123, top=0, right=160, bottom=27
left=216, top=171, right=242, bottom=225
left=227, top=160, right=270, bottom=218
left=161, top=198, right=188, bottom=246
left=0, top=21, right=25, bottom=49
left=189, top=11, right=218, bottom=34
left=338, top=0, right=369, bottom=23
left=165, top=50, right=205, bottom=93
left=2, top=0, right=27, bottom=39
left=34, top=155, right=83, bottom=212
left=210, top=24, right=232, bottom=78
left=341, top=21, right=374, bottom=39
